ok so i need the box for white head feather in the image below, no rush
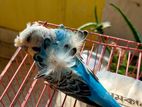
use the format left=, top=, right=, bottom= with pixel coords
left=14, top=23, right=56, bottom=47
left=14, top=22, right=56, bottom=56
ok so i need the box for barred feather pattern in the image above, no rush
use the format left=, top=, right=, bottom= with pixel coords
left=32, top=24, right=88, bottom=79
left=34, top=41, right=99, bottom=106
left=32, top=28, right=103, bottom=106
left=35, top=28, right=87, bottom=81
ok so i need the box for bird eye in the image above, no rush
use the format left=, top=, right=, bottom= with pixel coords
left=64, top=44, right=69, bottom=48
left=64, top=44, right=70, bottom=49
left=32, top=47, right=41, bottom=52
left=64, top=44, right=71, bottom=52
left=26, top=35, right=31, bottom=42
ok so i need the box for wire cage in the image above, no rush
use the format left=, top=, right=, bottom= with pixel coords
left=0, top=22, right=142, bottom=107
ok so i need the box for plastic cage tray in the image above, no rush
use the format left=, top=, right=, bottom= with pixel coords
left=0, top=22, right=142, bottom=107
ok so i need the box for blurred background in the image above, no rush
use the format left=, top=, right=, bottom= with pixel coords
left=0, top=0, right=142, bottom=72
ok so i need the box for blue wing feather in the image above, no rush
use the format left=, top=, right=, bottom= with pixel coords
left=33, top=27, right=121, bottom=107
left=71, top=57, right=121, bottom=107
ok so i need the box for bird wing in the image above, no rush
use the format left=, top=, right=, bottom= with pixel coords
left=43, top=66, right=101, bottom=106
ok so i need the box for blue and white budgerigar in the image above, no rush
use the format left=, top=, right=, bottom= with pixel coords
left=14, top=22, right=121, bottom=107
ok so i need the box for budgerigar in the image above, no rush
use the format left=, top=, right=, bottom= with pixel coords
left=14, top=22, right=121, bottom=107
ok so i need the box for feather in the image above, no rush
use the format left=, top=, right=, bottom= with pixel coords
left=14, top=22, right=120, bottom=107
left=33, top=29, right=120, bottom=106
left=14, top=22, right=56, bottom=56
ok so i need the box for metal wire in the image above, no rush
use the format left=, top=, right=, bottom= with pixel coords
left=0, top=22, right=142, bottom=107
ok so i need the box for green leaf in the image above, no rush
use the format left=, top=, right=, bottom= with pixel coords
left=77, top=22, right=97, bottom=30
left=110, top=3, right=142, bottom=43
left=94, top=6, right=99, bottom=23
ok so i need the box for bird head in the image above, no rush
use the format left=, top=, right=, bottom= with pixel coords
left=14, top=22, right=88, bottom=77
left=14, top=22, right=56, bottom=57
